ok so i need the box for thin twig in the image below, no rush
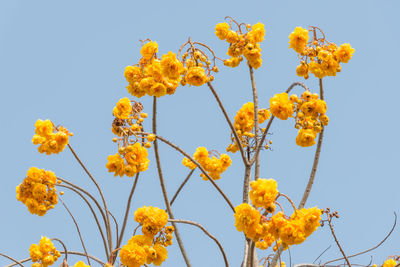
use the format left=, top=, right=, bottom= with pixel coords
left=57, top=184, right=109, bottom=259
left=249, top=65, right=260, bottom=179
left=152, top=97, right=192, bottom=267
left=170, top=169, right=195, bottom=206
left=313, top=245, right=332, bottom=264
left=169, top=219, right=229, bottom=267
left=0, top=253, right=24, bottom=267
left=61, top=251, right=105, bottom=266
left=323, top=212, right=397, bottom=265
left=67, top=144, right=113, bottom=254
left=116, top=173, right=140, bottom=249
left=107, top=211, right=119, bottom=250
left=59, top=198, right=91, bottom=265
left=327, top=217, right=351, bottom=267
left=207, top=82, right=249, bottom=165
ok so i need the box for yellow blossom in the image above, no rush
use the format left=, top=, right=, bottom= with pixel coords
left=134, top=206, right=168, bottom=237
left=73, top=261, right=90, bottom=267
left=295, top=128, right=317, bottom=147
left=185, top=66, right=208, bottom=86
left=30, top=236, right=61, bottom=267
left=249, top=178, right=278, bottom=212
left=140, top=41, right=158, bottom=60
left=113, top=97, right=132, bottom=119
left=234, top=203, right=263, bottom=240
left=335, top=43, right=355, bottom=63
left=247, top=22, right=266, bottom=43
left=124, top=66, right=142, bottom=83
left=215, top=22, right=230, bottom=40
left=32, top=119, right=71, bottom=155
left=106, top=153, right=125, bottom=177
left=289, top=27, right=309, bottom=54
left=160, top=51, right=184, bottom=80
left=269, top=93, right=294, bottom=120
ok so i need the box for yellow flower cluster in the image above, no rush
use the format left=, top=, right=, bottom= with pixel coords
left=72, top=262, right=90, bottom=267
left=32, top=119, right=72, bottom=155
left=382, top=259, right=398, bottom=267
left=291, top=91, right=328, bottom=147
left=289, top=26, right=354, bottom=79
left=227, top=102, right=271, bottom=153
left=29, top=236, right=61, bottom=267
left=120, top=206, right=174, bottom=267
left=106, top=142, right=150, bottom=177
left=124, top=41, right=184, bottom=98
left=249, top=178, right=279, bottom=213
left=16, top=167, right=59, bottom=216
left=182, top=147, right=232, bottom=180
left=234, top=179, right=322, bottom=250
left=269, top=91, right=328, bottom=147
left=215, top=19, right=265, bottom=69
left=180, top=49, right=216, bottom=87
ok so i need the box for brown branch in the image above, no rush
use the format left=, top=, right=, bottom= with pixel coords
left=67, top=144, right=113, bottom=254
left=327, top=217, right=351, bottom=267
left=207, top=82, right=249, bottom=166
left=169, top=219, right=229, bottom=267
left=59, top=198, right=91, bottom=265
left=153, top=97, right=192, bottom=267
left=57, top=184, right=109, bottom=259
left=51, top=238, right=68, bottom=261
left=170, top=169, right=195, bottom=206
left=107, top=211, right=119, bottom=250
left=249, top=65, right=260, bottom=179
left=0, top=253, right=24, bottom=267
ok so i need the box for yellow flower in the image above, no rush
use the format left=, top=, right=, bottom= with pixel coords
left=17, top=167, right=58, bottom=216
left=295, top=128, right=317, bottom=147
left=289, top=27, right=309, bottom=54
left=335, top=43, right=355, bottom=63
left=225, top=30, right=239, bottom=43
left=140, top=41, right=158, bottom=60
left=308, top=61, right=326, bottom=79
left=160, top=51, right=184, bottom=80
left=124, top=143, right=150, bottom=176
left=234, top=203, right=263, bottom=240
left=215, top=22, right=230, bottom=40
left=224, top=56, right=242, bottom=68
left=32, top=119, right=71, bottom=155
left=269, top=93, right=294, bottom=120
left=247, top=22, right=266, bottom=43
left=120, top=241, right=147, bottom=267
left=148, top=82, right=167, bottom=98
left=185, top=66, right=208, bottom=86
left=134, top=206, right=168, bottom=237
left=126, top=82, right=146, bottom=98
left=124, top=66, right=142, bottom=83
left=249, top=178, right=278, bottom=212
left=296, top=62, right=309, bottom=79
left=73, top=261, right=90, bottom=267
left=383, top=259, right=398, bottom=267
left=113, top=97, right=132, bottom=119
left=30, top=236, right=60, bottom=267
left=148, top=244, right=168, bottom=266
left=182, top=157, right=197, bottom=170
left=106, top=153, right=125, bottom=177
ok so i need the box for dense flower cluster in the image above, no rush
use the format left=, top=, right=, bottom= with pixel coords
left=16, top=167, right=59, bottom=216
left=182, top=147, right=232, bottom=180
left=249, top=178, right=279, bottom=212
left=234, top=179, right=322, bottom=250
left=107, top=99, right=151, bottom=177
left=124, top=40, right=184, bottom=98
left=227, top=102, right=271, bottom=153
left=215, top=18, right=265, bottom=69
left=269, top=91, right=328, bottom=147
left=32, top=119, right=72, bottom=155
left=382, top=259, right=398, bottom=267
left=289, top=26, right=354, bottom=79
left=29, top=236, right=61, bottom=267
left=119, top=206, right=174, bottom=267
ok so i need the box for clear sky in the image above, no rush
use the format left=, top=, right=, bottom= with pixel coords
left=1, top=0, right=399, bottom=266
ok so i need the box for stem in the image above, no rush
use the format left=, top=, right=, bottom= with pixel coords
left=51, top=238, right=68, bottom=260
left=169, top=219, right=229, bottom=267
left=59, top=198, right=91, bottom=265
left=67, top=144, right=113, bottom=255
left=327, top=218, right=351, bottom=267
left=248, top=240, right=255, bottom=267
left=207, top=82, right=249, bottom=165
left=0, top=253, right=24, bottom=267
left=57, top=184, right=109, bottom=259
left=298, top=79, right=325, bottom=209
left=243, top=165, right=252, bottom=204
left=249, top=65, right=260, bottom=180
left=152, top=97, right=192, bottom=267
left=170, top=169, right=195, bottom=206
left=117, top=173, right=140, bottom=249
left=61, top=251, right=105, bottom=266
left=107, top=211, right=119, bottom=250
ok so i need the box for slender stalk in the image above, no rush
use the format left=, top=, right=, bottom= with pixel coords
left=57, top=184, right=109, bottom=259
left=327, top=218, right=351, bottom=267
left=249, top=65, right=260, bottom=179
left=152, top=97, right=192, bottom=267
left=243, top=165, right=252, bottom=204
left=207, top=82, right=249, bottom=165
left=59, top=198, right=91, bottom=265
left=169, top=219, right=229, bottom=267
left=107, top=211, right=119, bottom=249
left=116, top=173, right=140, bottom=249
left=170, top=169, right=195, bottom=206
left=0, top=253, right=24, bottom=267
left=67, top=144, right=113, bottom=254
left=61, top=251, right=105, bottom=266
left=57, top=178, right=108, bottom=229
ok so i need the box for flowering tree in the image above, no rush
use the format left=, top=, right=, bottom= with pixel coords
left=1, top=17, right=398, bottom=267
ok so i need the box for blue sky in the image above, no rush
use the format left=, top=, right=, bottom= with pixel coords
left=1, top=0, right=399, bottom=266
